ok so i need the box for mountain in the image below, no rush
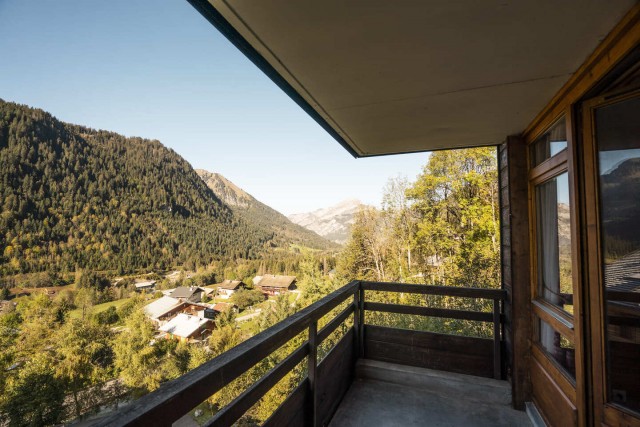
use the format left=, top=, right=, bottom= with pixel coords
left=0, top=99, right=280, bottom=275
left=288, top=199, right=365, bottom=244
left=600, top=157, right=640, bottom=261
left=196, top=170, right=337, bottom=251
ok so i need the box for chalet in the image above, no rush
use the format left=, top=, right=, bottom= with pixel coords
left=158, top=313, right=213, bottom=343
left=202, top=287, right=216, bottom=300
left=170, top=286, right=205, bottom=303
left=255, top=275, right=297, bottom=296
left=214, top=280, right=244, bottom=299
left=143, top=296, right=185, bottom=326
left=96, top=3, right=640, bottom=427
left=134, top=280, right=156, bottom=292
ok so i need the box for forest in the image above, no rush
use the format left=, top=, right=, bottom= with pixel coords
left=0, top=99, right=331, bottom=279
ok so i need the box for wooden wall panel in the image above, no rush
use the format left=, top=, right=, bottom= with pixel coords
left=363, top=325, right=494, bottom=378
left=316, top=328, right=356, bottom=427
left=531, top=359, right=578, bottom=427
left=263, top=380, right=309, bottom=427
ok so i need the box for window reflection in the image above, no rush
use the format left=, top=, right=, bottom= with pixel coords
left=596, top=95, right=640, bottom=412
left=535, top=173, right=573, bottom=314
left=531, top=117, right=567, bottom=167
left=537, top=317, right=575, bottom=379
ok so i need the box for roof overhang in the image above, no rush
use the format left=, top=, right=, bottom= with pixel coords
left=188, top=0, right=636, bottom=157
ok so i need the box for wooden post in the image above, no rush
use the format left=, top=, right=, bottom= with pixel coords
left=358, top=286, right=365, bottom=358
left=308, top=320, right=318, bottom=427
left=353, top=288, right=361, bottom=358
left=500, top=136, right=532, bottom=407
left=493, top=298, right=501, bottom=380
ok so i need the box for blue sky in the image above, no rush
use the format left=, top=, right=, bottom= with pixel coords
left=0, top=0, right=428, bottom=215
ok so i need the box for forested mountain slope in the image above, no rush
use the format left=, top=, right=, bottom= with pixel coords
left=0, top=99, right=276, bottom=275
left=196, top=170, right=337, bottom=251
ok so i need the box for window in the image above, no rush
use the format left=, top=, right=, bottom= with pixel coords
left=535, top=172, right=573, bottom=315
left=529, top=114, right=577, bottom=381
left=530, top=117, right=568, bottom=167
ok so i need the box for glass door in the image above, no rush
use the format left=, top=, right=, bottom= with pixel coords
left=529, top=116, right=585, bottom=426
left=583, top=90, right=640, bottom=427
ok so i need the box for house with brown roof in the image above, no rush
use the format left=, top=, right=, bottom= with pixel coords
left=212, top=302, right=236, bottom=313
left=215, top=280, right=245, bottom=299
left=254, top=275, right=297, bottom=296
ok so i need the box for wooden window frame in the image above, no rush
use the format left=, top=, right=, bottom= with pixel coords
left=581, top=88, right=640, bottom=427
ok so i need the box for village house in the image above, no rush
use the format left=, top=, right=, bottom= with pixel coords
left=159, top=313, right=213, bottom=343
left=212, top=302, right=236, bottom=313
left=143, top=296, right=185, bottom=326
left=134, top=280, right=156, bottom=292
left=254, top=275, right=297, bottom=296
left=214, top=280, right=244, bottom=299
left=170, top=286, right=205, bottom=303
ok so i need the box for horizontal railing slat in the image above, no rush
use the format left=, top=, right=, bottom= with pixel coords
left=94, top=280, right=359, bottom=427
left=317, top=303, right=355, bottom=343
left=362, top=281, right=506, bottom=300
left=205, top=342, right=310, bottom=427
left=364, top=301, right=494, bottom=322
left=607, top=290, right=640, bottom=303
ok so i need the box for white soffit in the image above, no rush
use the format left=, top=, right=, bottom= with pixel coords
left=208, top=0, right=635, bottom=156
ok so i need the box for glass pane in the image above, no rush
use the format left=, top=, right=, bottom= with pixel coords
left=595, top=96, right=640, bottom=413
left=530, top=117, right=567, bottom=167
left=535, top=173, right=573, bottom=314
left=537, top=317, right=576, bottom=379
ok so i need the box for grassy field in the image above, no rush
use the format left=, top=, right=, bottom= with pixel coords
left=68, top=297, right=133, bottom=319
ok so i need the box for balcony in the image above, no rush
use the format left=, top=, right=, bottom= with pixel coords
left=94, top=281, right=530, bottom=426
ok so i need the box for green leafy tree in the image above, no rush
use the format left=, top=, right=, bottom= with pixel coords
left=337, top=207, right=389, bottom=281
left=53, top=318, right=113, bottom=418
left=74, top=287, right=96, bottom=320
left=76, top=271, right=110, bottom=291
left=231, top=288, right=265, bottom=310
left=407, top=147, right=499, bottom=289
left=2, top=354, right=66, bottom=427
left=112, top=308, right=163, bottom=395
left=14, top=293, right=59, bottom=359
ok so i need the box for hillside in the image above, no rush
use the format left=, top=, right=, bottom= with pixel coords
left=600, top=157, right=640, bottom=261
left=288, top=199, right=365, bottom=244
left=196, top=170, right=337, bottom=251
left=0, top=99, right=276, bottom=275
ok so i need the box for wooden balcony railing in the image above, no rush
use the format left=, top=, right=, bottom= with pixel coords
left=95, top=280, right=506, bottom=427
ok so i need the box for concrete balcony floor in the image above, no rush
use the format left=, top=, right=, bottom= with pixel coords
left=330, top=359, right=531, bottom=427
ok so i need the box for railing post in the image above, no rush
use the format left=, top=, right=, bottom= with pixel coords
left=353, top=286, right=360, bottom=359
left=358, top=285, right=365, bottom=358
left=493, top=298, right=501, bottom=379
left=308, top=320, right=318, bottom=427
